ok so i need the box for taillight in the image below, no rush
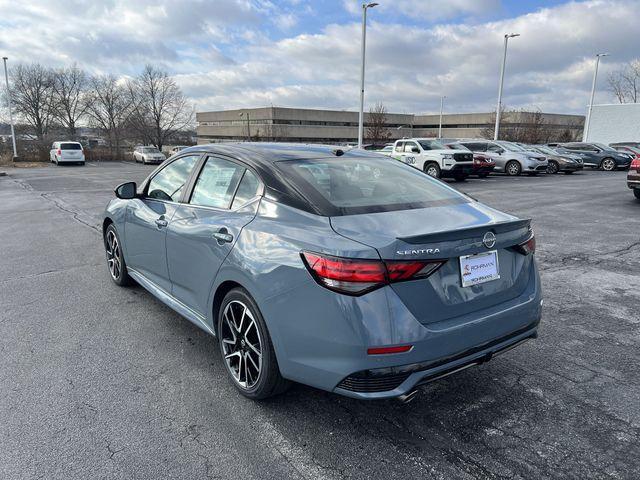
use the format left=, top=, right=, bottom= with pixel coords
left=367, top=345, right=413, bottom=355
left=301, top=252, right=444, bottom=296
left=57, top=149, right=61, bottom=155
left=631, top=158, right=640, bottom=172
left=513, top=234, right=536, bottom=255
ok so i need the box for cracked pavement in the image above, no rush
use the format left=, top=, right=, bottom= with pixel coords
left=0, top=162, right=638, bottom=479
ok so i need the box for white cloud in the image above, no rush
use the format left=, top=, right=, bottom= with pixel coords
left=342, top=0, right=501, bottom=20
left=0, top=0, right=638, bottom=115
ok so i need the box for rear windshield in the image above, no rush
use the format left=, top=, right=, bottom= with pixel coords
left=61, top=143, right=82, bottom=150
left=276, top=156, right=469, bottom=216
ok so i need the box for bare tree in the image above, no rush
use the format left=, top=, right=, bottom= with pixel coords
left=127, top=65, right=194, bottom=150
left=8, top=63, right=55, bottom=142
left=482, top=108, right=557, bottom=144
left=365, top=102, right=391, bottom=145
left=52, top=64, right=89, bottom=137
left=86, top=74, right=131, bottom=159
left=607, top=59, right=640, bottom=103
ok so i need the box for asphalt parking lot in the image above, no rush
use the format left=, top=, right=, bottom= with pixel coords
left=1, top=161, right=639, bottom=480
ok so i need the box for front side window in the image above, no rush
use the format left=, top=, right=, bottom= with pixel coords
left=190, top=157, right=245, bottom=209
left=276, top=156, right=468, bottom=216
left=147, top=155, right=200, bottom=202
left=394, top=142, right=404, bottom=152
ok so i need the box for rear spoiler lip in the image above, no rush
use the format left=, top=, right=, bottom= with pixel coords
left=397, top=219, right=531, bottom=245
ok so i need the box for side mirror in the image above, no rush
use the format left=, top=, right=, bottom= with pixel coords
left=115, top=182, right=137, bottom=199
left=411, top=147, right=420, bottom=153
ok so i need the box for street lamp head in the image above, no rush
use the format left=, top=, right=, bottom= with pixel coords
left=506, top=33, right=520, bottom=38
left=239, top=112, right=244, bottom=117
left=364, top=2, right=379, bottom=8
left=2, top=57, right=7, bottom=61
left=596, top=53, right=610, bottom=57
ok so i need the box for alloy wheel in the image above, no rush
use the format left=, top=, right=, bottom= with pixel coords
left=221, top=300, right=263, bottom=390
left=547, top=161, right=559, bottom=174
left=105, top=230, right=121, bottom=280
left=426, top=165, right=439, bottom=178
left=507, top=162, right=521, bottom=176
left=602, top=158, right=615, bottom=171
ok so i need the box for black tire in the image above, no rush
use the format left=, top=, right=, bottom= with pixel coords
left=600, top=157, right=616, bottom=171
left=547, top=161, right=559, bottom=174
left=634, top=189, right=640, bottom=200
left=104, top=224, right=133, bottom=286
left=505, top=160, right=521, bottom=176
left=478, top=172, right=489, bottom=178
left=424, top=162, right=441, bottom=178
left=217, top=288, right=290, bottom=400
left=564, top=170, right=574, bottom=175
left=453, top=174, right=467, bottom=182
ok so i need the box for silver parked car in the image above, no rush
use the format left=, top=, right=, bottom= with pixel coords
left=460, top=140, right=548, bottom=176
left=133, top=146, right=166, bottom=165
left=103, top=143, right=542, bottom=401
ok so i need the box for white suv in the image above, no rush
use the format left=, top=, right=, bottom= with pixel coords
left=50, top=141, right=85, bottom=165
left=391, top=138, right=473, bottom=180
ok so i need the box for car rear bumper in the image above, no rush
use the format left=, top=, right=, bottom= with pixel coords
left=627, top=174, right=640, bottom=189
left=335, top=322, right=539, bottom=399
left=57, top=157, right=85, bottom=163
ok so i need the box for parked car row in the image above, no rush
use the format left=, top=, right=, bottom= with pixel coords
left=374, top=139, right=635, bottom=181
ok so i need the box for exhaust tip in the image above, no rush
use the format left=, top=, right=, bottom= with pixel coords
left=397, top=389, right=419, bottom=404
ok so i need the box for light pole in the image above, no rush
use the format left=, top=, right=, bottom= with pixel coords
left=358, top=2, right=378, bottom=149
left=239, top=111, right=251, bottom=141
left=494, top=33, right=519, bottom=141
left=583, top=53, right=609, bottom=142
left=438, top=95, right=446, bottom=138
left=2, top=57, right=17, bottom=160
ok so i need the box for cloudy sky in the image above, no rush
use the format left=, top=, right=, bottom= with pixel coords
left=0, top=0, right=638, bottom=115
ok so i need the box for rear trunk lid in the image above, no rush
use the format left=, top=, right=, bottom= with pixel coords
left=330, top=202, right=534, bottom=326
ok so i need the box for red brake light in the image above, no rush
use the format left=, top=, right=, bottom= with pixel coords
left=367, top=345, right=413, bottom=355
left=631, top=158, right=640, bottom=171
left=514, top=234, right=536, bottom=255
left=301, top=252, right=444, bottom=296
left=57, top=149, right=61, bottom=155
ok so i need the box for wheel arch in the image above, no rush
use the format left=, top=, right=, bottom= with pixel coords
left=102, top=217, right=114, bottom=241
left=211, top=280, right=245, bottom=336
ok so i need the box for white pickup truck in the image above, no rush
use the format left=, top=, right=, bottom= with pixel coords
left=391, top=138, right=474, bottom=180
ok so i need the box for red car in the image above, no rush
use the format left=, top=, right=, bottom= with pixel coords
left=444, top=142, right=495, bottom=178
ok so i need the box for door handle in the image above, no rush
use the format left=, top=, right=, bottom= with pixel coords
left=212, top=228, right=233, bottom=244
left=155, top=218, right=168, bottom=228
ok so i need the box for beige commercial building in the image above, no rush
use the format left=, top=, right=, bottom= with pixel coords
left=197, top=107, right=584, bottom=144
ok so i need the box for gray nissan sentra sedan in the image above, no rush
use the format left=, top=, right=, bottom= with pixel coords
left=103, top=143, right=542, bottom=401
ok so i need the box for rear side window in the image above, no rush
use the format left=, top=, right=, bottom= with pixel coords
left=231, top=170, right=261, bottom=209
left=190, top=157, right=245, bottom=209
left=276, top=156, right=468, bottom=216
left=394, top=142, right=404, bottom=152
left=147, top=155, right=200, bottom=202
left=404, top=142, right=419, bottom=153
left=61, top=143, right=82, bottom=150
